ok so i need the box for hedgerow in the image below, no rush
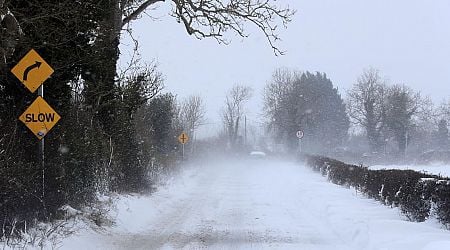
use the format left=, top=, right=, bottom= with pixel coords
left=304, top=155, right=450, bottom=226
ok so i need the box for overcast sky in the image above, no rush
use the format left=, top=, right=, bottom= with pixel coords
left=119, top=0, right=450, bottom=136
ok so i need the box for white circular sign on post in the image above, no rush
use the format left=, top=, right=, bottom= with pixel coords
left=296, top=130, right=304, bottom=139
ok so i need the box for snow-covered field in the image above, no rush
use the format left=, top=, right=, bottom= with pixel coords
left=370, top=164, right=450, bottom=177
left=48, top=159, right=450, bottom=249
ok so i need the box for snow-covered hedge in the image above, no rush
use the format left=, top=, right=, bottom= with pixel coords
left=304, top=155, right=450, bottom=227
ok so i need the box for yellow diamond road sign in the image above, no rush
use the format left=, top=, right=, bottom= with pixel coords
left=19, top=96, right=61, bottom=140
left=178, top=132, right=189, bottom=144
left=11, top=49, right=54, bottom=93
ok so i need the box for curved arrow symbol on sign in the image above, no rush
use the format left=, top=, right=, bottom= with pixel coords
left=23, top=61, right=42, bottom=81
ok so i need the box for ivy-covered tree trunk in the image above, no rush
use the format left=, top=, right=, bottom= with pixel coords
left=0, top=0, right=121, bottom=231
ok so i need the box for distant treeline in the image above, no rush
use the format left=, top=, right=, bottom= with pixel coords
left=262, top=68, right=450, bottom=163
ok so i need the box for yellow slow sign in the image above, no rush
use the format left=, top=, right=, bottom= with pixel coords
left=19, top=96, right=61, bottom=140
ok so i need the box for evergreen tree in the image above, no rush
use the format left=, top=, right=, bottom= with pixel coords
left=264, top=69, right=349, bottom=153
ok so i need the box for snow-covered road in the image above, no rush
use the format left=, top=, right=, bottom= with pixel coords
left=63, top=159, right=450, bottom=250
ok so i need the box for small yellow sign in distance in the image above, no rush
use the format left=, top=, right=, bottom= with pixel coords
left=11, top=49, right=54, bottom=93
left=178, top=132, right=189, bottom=144
left=19, top=96, right=61, bottom=140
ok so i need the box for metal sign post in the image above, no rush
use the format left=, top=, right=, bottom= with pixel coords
left=296, top=130, right=304, bottom=153
left=38, top=85, right=45, bottom=199
left=182, top=143, right=185, bottom=160
left=298, top=138, right=302, bottom=153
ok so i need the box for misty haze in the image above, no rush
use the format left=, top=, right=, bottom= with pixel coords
left=1, top=0, right=450, bottom=249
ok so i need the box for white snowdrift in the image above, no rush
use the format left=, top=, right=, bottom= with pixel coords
left=370, top=164, right=450, bottom=177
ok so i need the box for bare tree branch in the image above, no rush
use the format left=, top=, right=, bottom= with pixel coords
left=181, top=95, right=206, bottom=132
left=121, top=0, right=295, bottom=55
left=122, top=0, right=165, bottom=27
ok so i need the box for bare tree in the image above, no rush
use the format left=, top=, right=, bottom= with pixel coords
left=347, top=68, right=387, bottom=152
left=1, top=0, right=292, bottom=68
left=436, top=119, right=449, bottom=149
left=180, top=95, right=206, bottom=150
left=120, top=62, right=164, bottom=117
left=121, top=0, right=295, bottom=55
left=222, top=84, right=252, bottom=147
left=414, top=96, right=437, bottom=132
left=437, top=99, right=450, bottom=125
left=263, top=68, right=300, bottom=139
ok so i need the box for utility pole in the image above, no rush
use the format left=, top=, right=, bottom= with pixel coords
left=244, top=115, right=247, bottom=146
left=405, top=131, right=409, bottom=158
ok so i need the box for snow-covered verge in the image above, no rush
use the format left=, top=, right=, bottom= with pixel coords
left=1, top=218, right=79, bottom=249
left=370, top=163, right=450, bottom=177
left=0, top=193, right=117, bottom=249
left=1, top=165, right=185, bottom=250
left=60, top=165, right=201, bottom=249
